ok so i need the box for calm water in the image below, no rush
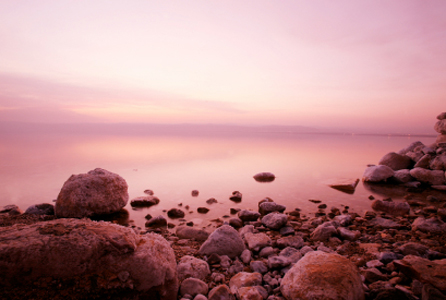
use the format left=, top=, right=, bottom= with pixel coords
left=0, top=126, right=439, bottom=229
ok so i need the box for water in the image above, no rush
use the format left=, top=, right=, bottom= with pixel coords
left=0, top=125, right=439, bottom=229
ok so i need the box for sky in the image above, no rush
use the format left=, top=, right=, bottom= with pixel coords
left=0, top=1, right=445, bottom=134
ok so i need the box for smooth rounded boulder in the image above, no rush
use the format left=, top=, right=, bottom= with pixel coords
left=281, top=251, right=364, bottom=300
left=378, top=152, right=413, bottom=170
left=0, top=218, right=178, bottom=299
left=362, top=165, right=394, bottom=182
left=199, top=225, right=245, bottom=259
left=410, top=168, right=445, bottom=185
left=56, top=168, right=129, bottom=218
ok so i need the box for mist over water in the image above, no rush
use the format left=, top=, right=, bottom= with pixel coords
left=0, top=123, right=438, bottom=229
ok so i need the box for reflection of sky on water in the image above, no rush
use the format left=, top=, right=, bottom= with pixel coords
left=0, top=130, right=438, bottom=229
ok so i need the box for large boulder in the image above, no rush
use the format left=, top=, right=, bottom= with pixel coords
left=378, top=152, right=413, bottom=170
left=434, top=119, right=446, bottom=134
left=409, top=168, right=445, bottom=185
left=56, top=168, right=129, bottom=218
left=0, top=218, right=178, bottom=299
left=199, top=225, right=245, bottom=259
left=362, top=165, right=394, bottom=182
left=371, top=200, right=410, bottom=216
left=280, top=251, right=364, bottom=300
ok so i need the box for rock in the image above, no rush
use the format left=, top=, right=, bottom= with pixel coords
left=434, top=119, right=446, bottom=134
left=167, top=208, right=185, bottom=218
left=412, top=217, right=446, bottom=234
left=362, top=268, right=387, bottom=283
left=371, top=200, right=410, bottom=216
left=279, top=247, right=302, bottom=263
left=337, top=227, right=360, bottom=241
left=311, top=222, right=338, bottom=241
left=177, top=255, right=210, bottom=281
left=130, top=195, right=160, bottom=207
left=268, top=255, right=291, bottom=269
left=199, top=225, right=245, bottom=259
left=176, top=226, right=209, bottom=241
left=414, top=154, right=433, bottom=169
left=328, top=178, right=360, bottom=194
left=229, top=260, right=244, bottom=274
left=145, top=215, right=167, bottom=228
left=191, top=190, right=199, bottom=197
left=430, top=154, right=446, bottom=170
left=250, top=261, right=268, bottom=274
left=244, top=232, right=271, bottom=251
left=437, top=112, right=446, bottom=120
left=240, top=249, right=252, bottom=264
left=362, top=165, right=395, bottom=182
left=0, top=218, right=178, bottom=299
left=422, top=284, right=446, bottom=300
left=393, top=169, right=414, bottom=183
left=300, top=246, right=314, bottom=256
left=24, top=203, right=54, bottom=215
left=395, top=255, right=446, bottom=291
left=253, top=172, right=275, bottom=182
left=437, top=134, right=446, bottom=146
left=259, top=246, right=275, bottom=257
left=229, top=272, right=262, bottom=294
left=230, top=191, right=242, bottom=202
left=397, top=242, right=429, bottom=257
left=229, top=217, right=244, bottom=229
left=261, top=213, right=288, bottom=230
left=258, top=202, right=286, bottom=215
left=193, top=294, right=207, bottom=300
left=238, top=210, right=261, bottom=222
left=56, top=168, right=129, bottom=218
left=333, top=214, right=352, bottom=226
left=280, top=226, right=295, bottom=236
left=280, top=251, right=364, bottom=300
left=208, top=284, right=232, bottom=300
left=206, top=198, right=218, bottom=204
left=368, top=217, right=401, bottom=229
left=398, top=141, right=425, bottom=155
left=0, top=204, right=22, bottom=215
left=276, top=236, right=304, bottom=249
left=180, top=278, right=208, bottom=298
left=237, top=286, right=264, bottom=300
left=369, top=287, right=415, bottom=300
left=197, top=207, right=210, bottom=214
left=410, top=168, right=445, bottom=185
left=144, top=189, right=154, bottom=195
left=378, top=152, right=413, bottom=171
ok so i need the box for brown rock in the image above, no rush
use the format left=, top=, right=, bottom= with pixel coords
left=378, top=152, right=413, bottom=170
left=371, top=200, right=410, bottom=216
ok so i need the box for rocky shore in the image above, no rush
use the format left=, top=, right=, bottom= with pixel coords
left=1, top=113, right=446, bottom=300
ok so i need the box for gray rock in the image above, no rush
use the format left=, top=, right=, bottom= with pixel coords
left=229, top=260, right=244, bottom=274
left=261, top=213, right=288, bottom=230
left=239, top=225, right=254, bottom=238
left=229, top=217, right=243, bottom=229
left=130, top=195, right=159, bottom=207
left=410, top=168, right=445, bottom=185
left=367, top=217, right=401, bottom=229
left=259, top=246, right=275, bottom=257
left=371, top=200, right=410, bottom=216
left=300, top=246, right=314, bottom=256
left=0, top=218, right=178, bottom=299
left=397, top=242, right=429, bottom=257
left=437, top=112, right=446, bottom=120
left=237, top=286, right=264, bottom=299
left=238, top=210, right=260, bottom=222
left=279, top=226, right=295, bottom=236
left=244, top=232, right=271, bottom=251
left=228, top=272, right=262, bottom=294
left=333, top=214, right=352, bottom=226
left=180, top=278, right=208, bottom=298
left=378, top=152, right=413, bottom=170
left=208, top=284, right=232, bottom=300
left=378, top=251, right=400, bottom=264
left=230, top=191, right=242, bottom=202
left=363, top=165, right=395, bottom=182
left=276, top=236, right=304, bottom=249
left=176, top=226, right=209, bottom=241
left=56, top=168, right=129, bottom=218
left=280, top=251, right=364, bottom=300
left=253, top=172, right=275, bottom=182
left=437, top=134, right=446, bottom=147
left=177, top=255, right=210, bottom=281
left=258, top=202, right=286, bottom=215
left=311, top=222, right=338, bottom=241
left=337, top=227, right=360, bottom=241
left=206, top=198, right=218, bottom=204
left=412, top=217, right=446, bottom=234
left=398, top=141, right=424, bottom=155
left=279, top=247, right=302, bottom=263
left=268, top=255, right=291, bottom=269
left=250, top=261, right=268, bottom=274
left=414, top=154, right=433, bottom=169
left=328, top=178, right=360, bottom=193
left=199, top=225, right=245, bottom=259
left=145, top=215, right=167, bottom=228
left=240, top=249, right=252, bottom=264
left=362, top=267, right=387, bottom=283
left=393, top=169, right=414, bottom=183
left=434, top=119, right=446, bottom=134
left=24, top=203, right=55, bottom=215
left=430, top=154, right=446, bottom=170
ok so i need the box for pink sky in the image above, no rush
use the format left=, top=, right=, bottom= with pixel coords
left=0, top=1, right=445, bottom=134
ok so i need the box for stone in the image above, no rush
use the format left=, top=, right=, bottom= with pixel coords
left=395, top=255, right=446, bottom=291
left=237, top=286, right=264, bottom=300
left=253, top=172, right=275, bottom=182
left=193, top=294, right=207, bottom=300
left=261, top=212, right=288, bottom=230
left=437, top=112, right=446, bottom=120
left=229, top=217, right=243, bottom=229
left=397, top=242, right=429, bottom=257
left=371, top=200, right=410, bottom=216
left=199, top=225, right=245, bottom=259
left=24, top=203, right=54, bottom=215
left=229, top=260, right=244, bottom=274
left=279, top=247, right=302, bottom=263
left=436, top=134, right=446, bottom=146
left=250, top=261, right=268, bottom=274
left=362, top=268, right=387, bottom=283
left=412, top=217, right=446, bottom=234
left=144, top=189, right=154, bottom=195
left=280, top=251, right=364, bottom=300
left=300, top=246, right=314, bottom=256
left=393, top=169, right=414, bottom=183
left=244, top=232, right=271, bottom=251
left=180, top=278, right=208, bottom=298
left=328, top=178, right=360, bottom=193
left=197, top=207, right=210, bottom=214
left=240, top=249, right=252, bottom=264
left=176, top=226, right=209, bottom=241
left=0, top=204, right=22, bottom=214
left=268, top=255, right=291, bottom=269
left=362, top=165, right=395, bottom=182
left=145, top=215, right=167, bottom=228
left=333, top=214, right=352, bottom=226
left=167, top=208, right=185, bottom=218
left=259, top=246, right=275, bottom=257
left=230, top=191, right=242, bottom=202
left=0, top=218, right=178, bottom=299
left=422, top=284, right=446, bottom=300
left=310, top=222, right=338, bottom=241
left=398, top=141, right=424, bottom=155
left=337, top=227, right=360, bottom=241
left=130, top=195, right=160, bottom=207
left=208, top=284, right=232, bottom=300
left=410, top=168, right=445, bottom=185
left=177, top=255, right=210, bottom=281
left=378, top=152, right=413, bottom=170
left=206, top=198, right=218, bottom=204
left=191, top=190, right=199, bottom=196
left=367, top=217, right=401, bottom=229
left=434, top=119, right=446, bottom=134
left=238, top=210, right=261, bottom=222
left=279, top=226, right=295, bottom=236
left=378, top=252, right=401, bottom=264
left=276, top=236, right=304, bottom=249
left=228, top=272, right=262, bottom=294
left=414, top=154, right=433, bottom=169
left=258, top=202, right=286, bottom=215
left=56, top=168, right=129, bottom=218
left=430, top=154, right=446, bottom=170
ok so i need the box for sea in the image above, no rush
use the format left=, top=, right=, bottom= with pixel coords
left=0, top=123, right=441, bottom=230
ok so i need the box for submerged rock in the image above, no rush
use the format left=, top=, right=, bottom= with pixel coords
left=253, top=172, right=276, bottom=182
left=130, top=195, right=160, bottom=207
left=56, top=168, right=129, bottom=218
left=230, top=191, right=242, bottom=202
left=371, top=200, right=410, bottom=216
left=328, top=178, right=360, bottom=194
left=0, top=218, right=178, bottom=299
